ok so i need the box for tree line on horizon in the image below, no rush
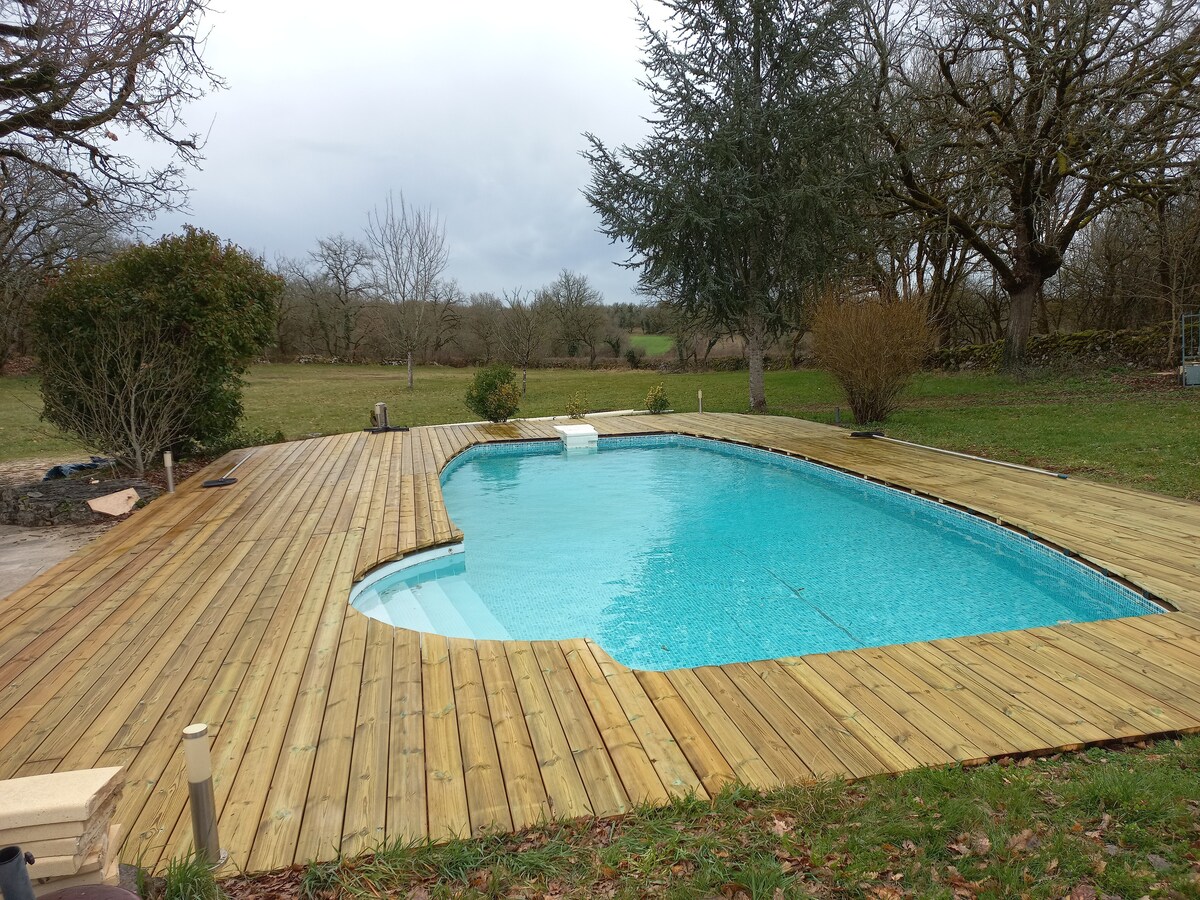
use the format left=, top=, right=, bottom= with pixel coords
left=2, top=0, right=1200, bottom=413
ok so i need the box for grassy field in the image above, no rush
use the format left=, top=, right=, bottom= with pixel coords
left=217, top=735, right=1200, bottom=900
left=4, top=364, right=1197, bottom=499
left=629, top=333, right=676, bottom=356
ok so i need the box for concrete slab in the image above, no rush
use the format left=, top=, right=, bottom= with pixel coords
left=0, top=524, right=109, bottom=601
left=0, top=768, right=123, bottom=831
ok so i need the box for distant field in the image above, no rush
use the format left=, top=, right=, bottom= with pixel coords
left=2, top=365, right=1197, bottom=498
left=628, top=333, right=675, bottom=355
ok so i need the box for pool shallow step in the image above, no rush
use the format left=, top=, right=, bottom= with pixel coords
left=363, top=586, right=434, bottom=632
left=440, top=580, right=511, bottom=640
left=411, top=581, right=474, bottom=638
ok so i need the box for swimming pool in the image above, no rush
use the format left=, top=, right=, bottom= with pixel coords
left=350, top=435, right=1159, bottom=670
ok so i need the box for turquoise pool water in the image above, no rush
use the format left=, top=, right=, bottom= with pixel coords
left=350, top=435, right=1158, bottom=670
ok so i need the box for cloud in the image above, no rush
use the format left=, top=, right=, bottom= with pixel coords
left=148, top=0, right=654, bottom=302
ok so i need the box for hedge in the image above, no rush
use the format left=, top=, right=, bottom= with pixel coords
left=927, top=324, right=1173, bottom=372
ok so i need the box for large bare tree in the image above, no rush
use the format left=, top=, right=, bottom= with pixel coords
left=500, top=287, right=545, bottom=396
left=364, top=191, right=450, bottom=387
left=0, top=158, right=118, bottom=366
left=284, top=234, right=373, bottom=361
left=542, top=269, right=605, bottom=367
left=0, top=0, right=221, bottom=215
left=863, top=0, right=1200, bottom=367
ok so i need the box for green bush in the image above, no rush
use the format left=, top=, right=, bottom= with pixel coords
left=191, top=425, right=287, bottom=459
left=464, top=364, right=521, bottom=422
left=33, top=227, right=281, bottom=473
left=566, top=391, right=588, bottom=418
left=645, top=382, right=670, bottom=413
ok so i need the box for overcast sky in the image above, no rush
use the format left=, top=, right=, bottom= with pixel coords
left=149, top=0, right=655, bottom=303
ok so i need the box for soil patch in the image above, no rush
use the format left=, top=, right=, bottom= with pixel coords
left=0, top=476, right=161, bottom=526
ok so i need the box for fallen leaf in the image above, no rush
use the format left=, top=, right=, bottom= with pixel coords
left=770, top=814, right=794, bottom=836
left=1007, top=829, right=1038, bottom=852
left=1069, top=885, right=1098, bottom=900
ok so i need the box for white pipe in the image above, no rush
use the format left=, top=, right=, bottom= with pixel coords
left=865, top=434, right=1068, bottom=479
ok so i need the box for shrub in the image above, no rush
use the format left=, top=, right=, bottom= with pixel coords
left=33, top=227, right=281, bottom=475
left=645, top=382, right=670, bottom=413
left=191, top=426, right=287, bottom=459
left=464, top=364, right=521, bottom=422
left=625, top=347, right=645, bottom=369
left=566, top=391, right=589, bottom=418
left=811, top=295, right=931, bottom=425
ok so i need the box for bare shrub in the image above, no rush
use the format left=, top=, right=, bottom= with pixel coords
left=811, top=294, right=931, bottom=425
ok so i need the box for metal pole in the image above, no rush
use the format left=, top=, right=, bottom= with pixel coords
left=182, top=724, right=226, bottom=867
left=164, top=451, right=175, bottom=493
left=0, top=847, right=34, bottom=900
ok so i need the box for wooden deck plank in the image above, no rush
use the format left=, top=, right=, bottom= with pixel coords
left=422, top=633, right=471, bottom=841
left=386, top=628, right=427, bottom=844
left=339, top=618, right=393, bottom=857
left=449, top=637, right=513, bottom=837
left=589, top=643, right=707, bottom=800
left=504, top=642, right=593, bottom=820
left=562, top=640, right=673, bottom=807
left=531, top=641, right=630, bottom=817
left=3, top=414, right=1200, bottom=875
left=737, top=661, right=886, bottom=779
left=774, top=657, right=921, bottom=773
left=476, top=640, right=551, bottom=830
left=662, top=668, right=781, bottom=789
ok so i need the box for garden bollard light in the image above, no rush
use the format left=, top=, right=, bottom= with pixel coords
left=182, top=724, right=226, bottom=867
left=164, top=451, right=175, bottom=493
left=698, top=389, right=703, bottom=413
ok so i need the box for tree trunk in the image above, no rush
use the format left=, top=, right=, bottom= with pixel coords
left=406, top=351, right=413, bottom=389
left=1001, top=281, right=1039, bottom=369
left=522, top=363, right=528, bottom=397
left=744, top=317, right=767, bottom=412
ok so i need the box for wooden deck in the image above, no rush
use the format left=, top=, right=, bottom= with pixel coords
left=2, top=413, right=1200, bottom=874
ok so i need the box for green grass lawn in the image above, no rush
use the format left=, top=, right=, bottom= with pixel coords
left=2, top=364, right=1198, bottom=498
left=628, top=333, right=676, bottom=356
left=217, top=735, right=1200, bottom=900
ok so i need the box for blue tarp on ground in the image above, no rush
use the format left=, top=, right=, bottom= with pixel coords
left=43, top=457, right=115, bottom=481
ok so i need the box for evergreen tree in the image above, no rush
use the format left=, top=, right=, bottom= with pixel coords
left=583, top=0, right=865, bottom=410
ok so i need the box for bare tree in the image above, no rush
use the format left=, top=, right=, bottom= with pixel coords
left=284, top=234, right=373, bottom=360
left=0, top=0, right=222, bottom=215
left=544, top=269, right=605, bottom=366
left=0, top=158, right=119, bottom=366
left=364, top=191, right=449, bottom=386
left=500, top=287, right=545, bottom=396
left=862, top=0, right=1200, bottom=367
left=465, top=291, right=504, bottom=362
left=37, top=313, right=203, bottom=474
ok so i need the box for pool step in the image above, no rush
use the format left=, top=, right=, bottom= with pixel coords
left=354, top=586, right=434, bottom=633
left=440, top=581, right=511, bottom=640
left=411, top=581, right=474, bottom=638
left=355, top=576, right=511, bottom=641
